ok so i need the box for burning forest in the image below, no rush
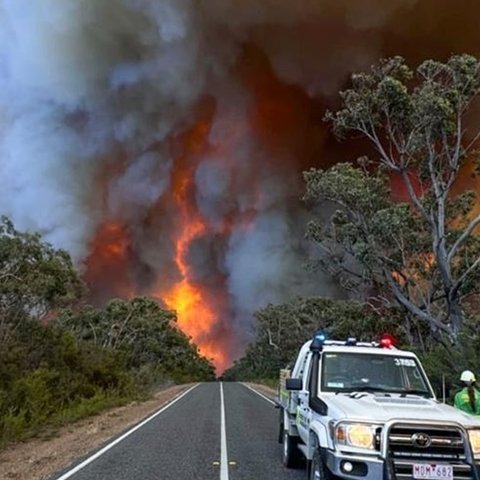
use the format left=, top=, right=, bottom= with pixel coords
left=1, top=0, right=480, bottom=371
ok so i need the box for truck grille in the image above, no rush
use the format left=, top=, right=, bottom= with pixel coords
left=387, top=425, right=475, bottom=480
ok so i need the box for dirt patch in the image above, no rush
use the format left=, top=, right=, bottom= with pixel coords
left=0, top=384, right=193, bottom=480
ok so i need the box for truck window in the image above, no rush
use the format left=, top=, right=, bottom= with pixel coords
left=320, top=352, right=433, bottom=396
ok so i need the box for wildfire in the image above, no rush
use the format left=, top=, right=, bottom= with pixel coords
left=164, top=274, right=227, bottom=370
left=160, top=112, right=228, bottom=372
left=162, top=212, right=224, bottom=368
left=84, top=50, right=326, bottom=373
left=84, top=222, right=133, bottom=303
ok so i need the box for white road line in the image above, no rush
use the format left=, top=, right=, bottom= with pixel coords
left=242, top=383, right=276, bottom=406
left=55, top=384, right=199, bottom=480
left=220, top=382, right=229, bottom=480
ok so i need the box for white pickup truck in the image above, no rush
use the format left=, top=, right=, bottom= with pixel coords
left=277, top=334, right=480, bottom=480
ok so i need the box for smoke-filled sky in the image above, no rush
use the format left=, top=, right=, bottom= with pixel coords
left=1, top=0, right=479, bottom=370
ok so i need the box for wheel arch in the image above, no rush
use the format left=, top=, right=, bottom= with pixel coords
left=307, top=421, right=329, bottom=460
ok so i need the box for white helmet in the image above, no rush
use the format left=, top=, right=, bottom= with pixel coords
left=460, top=370, right=476, bottom=383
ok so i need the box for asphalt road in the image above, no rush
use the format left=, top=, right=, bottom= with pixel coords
left=51, top=382, right=305, bottom=480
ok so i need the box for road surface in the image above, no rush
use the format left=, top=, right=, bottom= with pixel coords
left=50, top=382, right=305, bottom=480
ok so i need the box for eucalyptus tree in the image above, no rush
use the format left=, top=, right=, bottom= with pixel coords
left=306, top=54, right=480, bottom=339
left=0, top=216, right=84, bottom=342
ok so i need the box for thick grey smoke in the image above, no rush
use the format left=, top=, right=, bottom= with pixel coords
left=0, top=0, right=212, bottom=260
left=2, top=0, right=477, bottom=363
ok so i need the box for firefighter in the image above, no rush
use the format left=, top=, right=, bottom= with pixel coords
left=454, top=370, right=480, bottom=415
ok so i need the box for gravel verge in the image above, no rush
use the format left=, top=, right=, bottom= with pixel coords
left=0, top=384, right=193, bottom=480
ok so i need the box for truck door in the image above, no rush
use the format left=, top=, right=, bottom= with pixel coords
left=296, top=352, right=312, bottom=440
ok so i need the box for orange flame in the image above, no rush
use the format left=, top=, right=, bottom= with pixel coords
left=162, top=211, right=225, bottom=368
left=159, top=108, right=228, bottom=372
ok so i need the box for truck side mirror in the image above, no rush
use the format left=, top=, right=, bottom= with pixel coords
left=286, top=378, right=303, bottom=391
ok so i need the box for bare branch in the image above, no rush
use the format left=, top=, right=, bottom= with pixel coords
left=267, top=329, right=279, bottom=350
left=400, top=169, right=433, bottom=225
left=384, top=270, right=452, bottom=334
left=451, top=254, right=480, bottom=298
left=465, top=129, right=480, bottom=153
left=447, top=212, right=480, bottom=262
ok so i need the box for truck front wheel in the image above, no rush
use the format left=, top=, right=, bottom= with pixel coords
left=308, top=448, right=336, bottom=480
left=282, top=429, right=302, bottom=468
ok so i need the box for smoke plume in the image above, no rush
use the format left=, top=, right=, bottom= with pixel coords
left=1, top=0, right=479, bottom=369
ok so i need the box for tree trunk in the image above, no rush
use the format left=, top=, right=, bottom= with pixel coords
left=447, top=296, right=463, bottom=338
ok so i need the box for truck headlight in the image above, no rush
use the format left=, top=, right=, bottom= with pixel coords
left=335, top=423, right=376, bottom=450
left=468, top=430, right=480, bottom=455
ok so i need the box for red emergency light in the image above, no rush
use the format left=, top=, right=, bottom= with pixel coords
left=379, top=334, right=395, bottom=349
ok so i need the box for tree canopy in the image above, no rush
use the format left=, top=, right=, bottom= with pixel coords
left=305, top=54, right=480, bottom=339
left=224, top=297, right=404, bottom=381
left=0, top=216, right=85, bottom=342
left=56, top=297, right=215, bottom=381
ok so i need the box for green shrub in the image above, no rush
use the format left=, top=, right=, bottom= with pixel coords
left=0, top=219, right=215, bottom=449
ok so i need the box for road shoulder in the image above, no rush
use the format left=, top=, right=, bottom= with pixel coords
left=244, top=383, right=277, bottom=402
left=0, top=384, right=192, bottom=480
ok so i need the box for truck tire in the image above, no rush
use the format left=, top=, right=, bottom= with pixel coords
left=282, top=429, right=302, bottom=468
left=278, top=409, right=284, bottom=444
left=308, top=448, right=336, bottom=480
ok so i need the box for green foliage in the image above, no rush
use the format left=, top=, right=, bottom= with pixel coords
left=224, top=297, right=405, bottom=381
left=326, top=54, right=480, bottom=144
left=56, top=297, right=215, bottom=385
left=0, top=218, right=214, bottom=447
left=310, top=54, right=480, bottom=338
left=305, top=164, right=429, bottom=294
left=416, top=319, right=480, bottom=400
left=0, top=318, right=135, bottom=446
left=0, top=216, right=84, bottom=311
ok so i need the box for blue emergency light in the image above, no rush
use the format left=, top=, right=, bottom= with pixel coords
left=310, top=331, right=327, bottom=352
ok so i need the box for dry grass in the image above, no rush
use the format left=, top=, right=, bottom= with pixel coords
left=0, top=384, right=192, bottom=480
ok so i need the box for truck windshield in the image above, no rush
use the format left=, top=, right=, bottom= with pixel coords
left=321, top=352, right=433, bottom=396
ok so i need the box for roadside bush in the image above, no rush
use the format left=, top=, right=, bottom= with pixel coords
left=417, top=320, right=480, bottom=401
left=0, top=218, right=215, bottom=448
left=0, top=323, right=136, bottom=446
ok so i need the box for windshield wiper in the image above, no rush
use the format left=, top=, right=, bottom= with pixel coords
left=352, top=386, right=392, bottom=392
left=348, top=386, right=431, bottom=397
left=340, top=386, right=393, bottom=394
left=332, top=386, right=431, bottom=397
left=399, top=389, right=431, bottom=398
